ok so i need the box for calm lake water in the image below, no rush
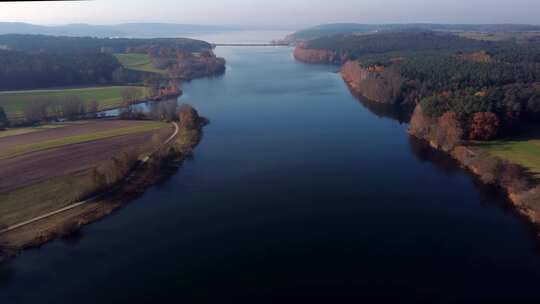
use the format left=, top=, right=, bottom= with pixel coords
left=2, top=46, right=540, bottom=303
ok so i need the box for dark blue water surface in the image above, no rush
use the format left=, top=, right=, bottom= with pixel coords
left=2, top=47, right=540, bottom=303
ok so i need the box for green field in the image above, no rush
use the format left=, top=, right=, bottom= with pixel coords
left=0, top=121, right=168, bottom=160
left=115, top=53, right=167, bottom=75
left=475, top=126, right=540, bottom=176
left=0, top=86, right=150, bottom=120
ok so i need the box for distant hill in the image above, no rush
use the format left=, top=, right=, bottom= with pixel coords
left=0, top=22, right=236, bottom=38
left=0, top=34, right=212, bottom=53
left=285, top=23, right=540, bottom=42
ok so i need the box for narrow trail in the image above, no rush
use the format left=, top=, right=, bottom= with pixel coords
left=0, top=122, right=179, bottom=235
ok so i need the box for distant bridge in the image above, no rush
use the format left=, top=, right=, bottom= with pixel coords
left=212, top=43, right=290, bottom=47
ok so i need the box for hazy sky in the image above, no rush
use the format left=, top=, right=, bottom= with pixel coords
left=0, top=0, right=538, bottom=27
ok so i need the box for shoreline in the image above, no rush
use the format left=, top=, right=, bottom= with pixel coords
left=295, top=48, right=540, bottom=235
left=0, top=113, right=207, bottom=263
left=410, top=132, right=540, bottom=231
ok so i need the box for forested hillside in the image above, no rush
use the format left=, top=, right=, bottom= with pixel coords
left=0, top=50, right=148, bottom=91
left=300, top=31, right=540, bottom=141
left=0, top=34, right=215, bottom=91
left=286, top=23, right=540, bottom=42
left=0, top=34, right=212, bottom=54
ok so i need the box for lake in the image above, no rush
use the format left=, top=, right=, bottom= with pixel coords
left=2, top=46, right=540, bottom=303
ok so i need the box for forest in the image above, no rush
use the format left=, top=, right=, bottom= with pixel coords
left=287, top=23, right=540, bottom=42
left=0, top=34, right=212, bottom=54
left=0, top=50, right=148, bottom=91
left=305, top=31, right=540, bottom=140
left=0, top=34, right=217, bottom=91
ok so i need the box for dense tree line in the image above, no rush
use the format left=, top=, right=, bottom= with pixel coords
left=21, top=96, right=99, bottom=123
left=289, top=23, right=540, bottom=42
left=140, top=47, right=226, bottom=80
left=0, top=34, right=212, bottom=54
left=0, top=50, right=120, bottom=90
left=307, top=31, right=540, bottom=140
left=305, top=32, right=493, bottom=60
left=0, top=50, right=153, bottom=91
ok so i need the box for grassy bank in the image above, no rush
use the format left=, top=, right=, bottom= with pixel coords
left=115, top=53, right=167, bottom=75
left=0, top=121, right=167, bottom=160
left=0, top=86, right=150, bottom=120
left=476, top=139, right=540, bottom=177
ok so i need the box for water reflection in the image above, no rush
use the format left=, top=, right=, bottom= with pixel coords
left=408, top=133, right=540, bottom=246
left=348, top=92, right=540, bottom=246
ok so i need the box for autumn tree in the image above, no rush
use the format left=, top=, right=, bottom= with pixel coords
left=409, top=105, right=437, bottom=140
left=435, top=111, right=463, bottom=151
left=469, top=112, right=500, bottom=140
left=0, top=106, right=9, bottom=130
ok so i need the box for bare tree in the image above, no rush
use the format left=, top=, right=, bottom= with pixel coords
left=60, top=96, right=86, bottom=120
left=23, top=98, right=50, bottom=124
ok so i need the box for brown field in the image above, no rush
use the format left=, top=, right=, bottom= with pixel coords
left=0, top=119, right=172, bottom=228
left=0, top=120, right=158, bottom=151
left=0, top=119, right=172, bottom=193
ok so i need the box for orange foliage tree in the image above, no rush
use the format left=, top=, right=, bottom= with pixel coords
left=469, top=112, right=500, bottom=140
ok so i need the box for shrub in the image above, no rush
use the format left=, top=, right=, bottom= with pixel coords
left=518, top=186, right=540, bottom=213
left=58, top=219, right=81, bottom=238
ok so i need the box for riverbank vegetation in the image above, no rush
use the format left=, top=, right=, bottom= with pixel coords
left=301, top=31, right=540, bottom=142
left=0, top=34, right=220, bottom=126
left=285, top=23, right=540, bottom=43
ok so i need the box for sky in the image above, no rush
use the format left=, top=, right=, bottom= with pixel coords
left=0, top=0, right=539, bottom=28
